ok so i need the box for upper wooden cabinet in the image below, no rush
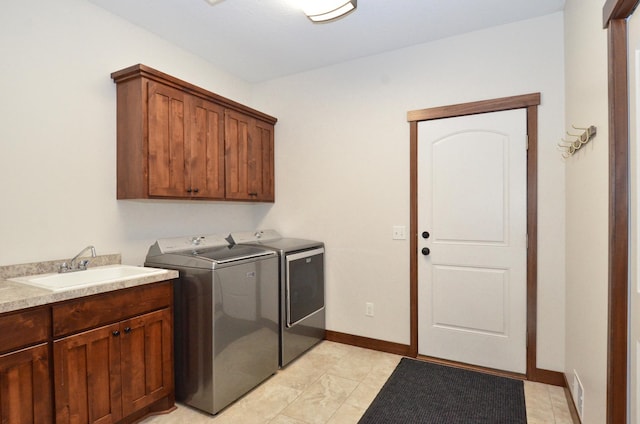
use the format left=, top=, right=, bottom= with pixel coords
left=111, top=64, right=277, bottom=202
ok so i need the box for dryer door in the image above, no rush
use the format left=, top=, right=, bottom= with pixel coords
left=285, top=248, right=325, bottom=327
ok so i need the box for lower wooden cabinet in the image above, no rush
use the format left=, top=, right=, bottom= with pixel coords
left=0, top=343, right=52, bottom=423
left=0, top=281, right=174, bottom=424
left=54, top=308, right=173, bottom=424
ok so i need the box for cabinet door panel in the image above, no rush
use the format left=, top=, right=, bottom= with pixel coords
left=0, top=344, right=52, bottom=424
left=54, top=324, right=122, bottom=424
left=225, top=110, right=275, bottom=201
left=189, top=97, right=225, bottom=199
left=225, top=110, right=251, bottom=199
left=253, top=120, right=275, bottom=201
left=147, top=82, right=188, bottom=197
left=120, top=308, right=173, bottom=417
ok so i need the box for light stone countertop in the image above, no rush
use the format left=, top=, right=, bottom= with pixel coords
left=0, top=254, right=178, bottom=314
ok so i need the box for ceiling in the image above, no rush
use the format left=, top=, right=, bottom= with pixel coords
left=86, top=0, right=566, bottom=83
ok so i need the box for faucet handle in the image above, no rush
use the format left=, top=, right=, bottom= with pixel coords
left=58, top=262, right=69, bottom=273
left=78, top=259, right=90, bottom=270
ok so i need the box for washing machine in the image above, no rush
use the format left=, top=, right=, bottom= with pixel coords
left=144, top=234, right=278, bottom=415
left=228, top=229, right=325, bottom=367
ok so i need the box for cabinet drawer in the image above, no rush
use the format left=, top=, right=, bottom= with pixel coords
left=0, top=307, right=50, bottom=354
left=52, top=282, right=172, bottom=338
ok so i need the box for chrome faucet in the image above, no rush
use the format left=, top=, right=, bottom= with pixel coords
left=59, top=245, right=97, bottom=273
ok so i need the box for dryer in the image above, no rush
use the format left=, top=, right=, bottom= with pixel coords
left=228, top=230, right=325, bottom=367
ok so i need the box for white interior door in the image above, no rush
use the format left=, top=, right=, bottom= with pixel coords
left=417, top=109, right=527, bottom=373
left=628, top=8, right=640, bottom=423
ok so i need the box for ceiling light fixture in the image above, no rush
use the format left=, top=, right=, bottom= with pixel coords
left=302, top=0, right=357, bottom=23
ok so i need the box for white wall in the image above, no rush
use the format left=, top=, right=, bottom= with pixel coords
left=1, top=0, right=567, bottom=374
left=0, top=0, right=269, bottom=267
left=563, top=0, right=609, bottom=422
left=253, top=13, right=567, bottom=371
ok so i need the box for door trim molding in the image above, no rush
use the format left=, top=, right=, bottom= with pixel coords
left=603, top=0, right=636, bottom=422
left=407, top=93, right=550, bottom=382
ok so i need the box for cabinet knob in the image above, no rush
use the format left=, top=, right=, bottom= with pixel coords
left=248, top=192, right=258, bottom=196
left=112, top=330, right=120, bottom=337
left=193, top=188, right=199, bottom=194
left=186, top=188, right=192, bottom=193
left=124, top=327, right=131, bottom=334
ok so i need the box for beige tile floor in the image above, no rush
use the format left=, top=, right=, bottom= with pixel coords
left=142, top=341, right=575, bottom=424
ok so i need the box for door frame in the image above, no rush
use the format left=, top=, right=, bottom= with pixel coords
left=603, top=0, right=637, bottom=422
left=407, top=93, right=560, bottom=383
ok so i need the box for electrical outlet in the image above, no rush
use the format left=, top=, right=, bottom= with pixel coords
left=392, top=225, right=406, bottom=240
left=365, top=302, right=374, bottom=317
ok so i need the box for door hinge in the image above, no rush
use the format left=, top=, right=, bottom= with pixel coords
left=526, top=135, right=529, bottom=150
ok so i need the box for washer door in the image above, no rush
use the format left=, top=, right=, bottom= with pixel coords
left=286, top=248, right=325, bottom=327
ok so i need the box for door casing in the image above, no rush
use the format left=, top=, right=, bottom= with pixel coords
left=407, top=93, right=560, bottom=382
left=603, top=0, right=637, bottom=422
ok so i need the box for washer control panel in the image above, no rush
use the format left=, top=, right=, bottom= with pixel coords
left=228, top=229, right=281, bottom=244
left=154, top=234, right=228, bottom=253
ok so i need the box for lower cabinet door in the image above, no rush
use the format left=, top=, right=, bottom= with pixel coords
left=120, top=308, right=173, bottom=417
left=54, top=324, right=122, bottom=424
left=0, top=343, right=52, bottom=424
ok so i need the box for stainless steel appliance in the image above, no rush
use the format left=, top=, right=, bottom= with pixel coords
left=228, top=230, right=325, bottom=367
left=144, top=234, right=278, bottom=415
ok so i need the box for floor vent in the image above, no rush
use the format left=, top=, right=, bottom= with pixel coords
left=573, top=370, right=584, bottom=418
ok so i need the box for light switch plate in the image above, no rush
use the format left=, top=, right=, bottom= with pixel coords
left=392, top=225, right=406, bottom=240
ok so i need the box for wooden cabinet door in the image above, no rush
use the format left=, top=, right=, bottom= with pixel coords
left=225, top=110, right=275, bottom=201
left=120, top=308, right=173, bottom=418
left=54, top=324, right=122, bottom=424
left=147, top=81, right=188, bottom=198
left=252, top=119, right=275, bottom=202
left=0, top=343, right=52, bottom=424
left=187, top=97, right=225, bottom=199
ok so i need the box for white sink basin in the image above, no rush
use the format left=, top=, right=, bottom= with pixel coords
left=9, top=265, right=168, bottom=292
